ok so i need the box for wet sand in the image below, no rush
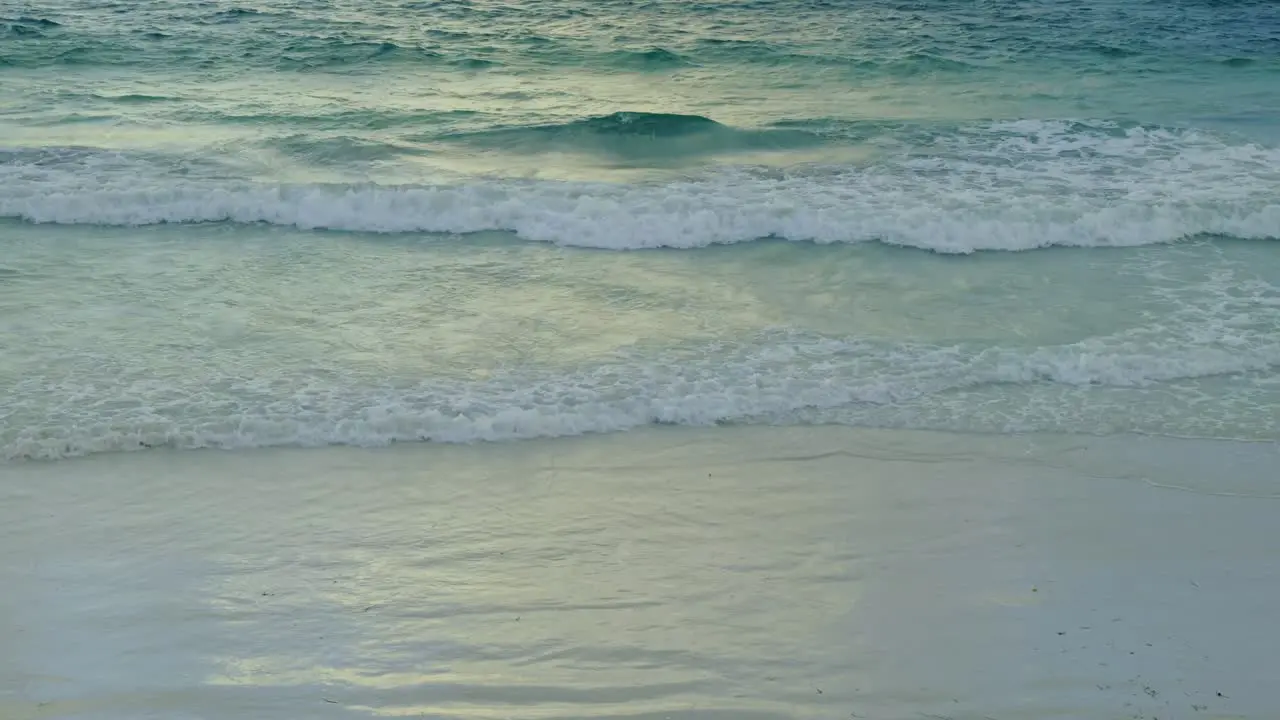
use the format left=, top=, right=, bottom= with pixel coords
left=1, top=426, right=1276, bottom=719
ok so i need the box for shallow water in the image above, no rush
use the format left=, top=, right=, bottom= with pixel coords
left=3, top=221, right=1280, bottom=461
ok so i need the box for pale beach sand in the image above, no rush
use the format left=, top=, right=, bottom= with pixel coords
left=1, top=426, right=1276, bottom=720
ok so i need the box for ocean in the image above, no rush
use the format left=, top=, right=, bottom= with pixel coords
left=2, top=1, right=1279, bottom=718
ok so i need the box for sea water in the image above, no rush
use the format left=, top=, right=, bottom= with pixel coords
left=2, top=0, right=1279, bottom=457
left=2, top=1, right=1280, bottom=717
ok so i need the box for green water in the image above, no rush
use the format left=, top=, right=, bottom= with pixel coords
left=2, top=0, right=1279, bottom=459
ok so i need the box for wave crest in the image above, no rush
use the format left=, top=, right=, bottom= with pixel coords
left=427, top=111, right=829, bottom=159
left=2, top=120, right=1278, bottom=252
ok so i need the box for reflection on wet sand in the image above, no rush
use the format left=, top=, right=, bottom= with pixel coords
left=2, top=426, right=1276, bottom=719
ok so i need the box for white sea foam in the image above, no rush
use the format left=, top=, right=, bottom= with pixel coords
left=2, top=121, right=1278, bottom=252
left=6, top=326, right=1279, bottom=461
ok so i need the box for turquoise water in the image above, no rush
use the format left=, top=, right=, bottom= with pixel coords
left=2, top=0, right=1279, bottom=460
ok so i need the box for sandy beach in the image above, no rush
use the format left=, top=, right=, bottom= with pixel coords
left=2, top=426, right=1275, bottom=720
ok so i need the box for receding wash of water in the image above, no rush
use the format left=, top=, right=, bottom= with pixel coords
left=1, top=1, right=1278, bottom=718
